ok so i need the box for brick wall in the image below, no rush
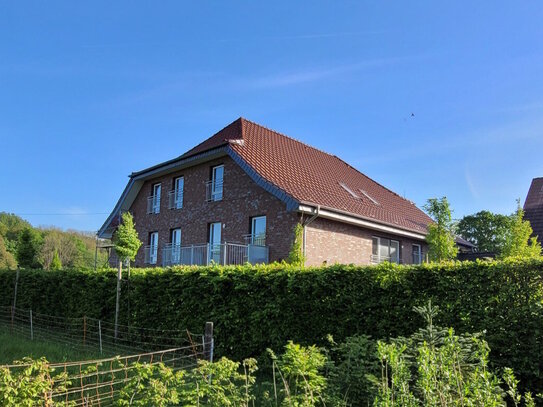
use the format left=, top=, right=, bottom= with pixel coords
left=128, top=155, right=299, bottom=266
left=304, top=217, right=427, bottom=266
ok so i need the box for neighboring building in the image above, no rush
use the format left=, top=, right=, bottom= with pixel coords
left=98, top=118, right=434, bottom=267
left=524, top=177, right=543, bottom=245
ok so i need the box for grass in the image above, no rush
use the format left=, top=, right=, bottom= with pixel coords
left=0, top=327, right=100, bottom=365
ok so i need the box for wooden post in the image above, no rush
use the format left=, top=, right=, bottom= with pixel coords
left=98, top=320, right=103, bottom=355
left=30, top=309, right=33, bottom=340
left=114, top=260, right=122, bottom=339
left=204, top=322, right=214, bottom=362
left=83, top=316, right=87, bottom=346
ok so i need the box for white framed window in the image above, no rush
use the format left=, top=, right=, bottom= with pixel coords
left=210, top=165, right=224, bottom=201
left=148, top=232, right=158, bottom=264
left=169, top=177, right=184, bottom=209
left=209, top=222, right=222, bottom=263
left=412, top=244, right=422, bottom=265
left=148, top=183, right=161, bottom=214
left=371, top=237, right=400, bottom=264
left=250, top=216, right=266, bottom=246
left=171, top=228, right=181, bottom=263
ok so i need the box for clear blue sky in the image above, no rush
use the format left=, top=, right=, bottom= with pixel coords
left=1, top=2, right=542, bottom=232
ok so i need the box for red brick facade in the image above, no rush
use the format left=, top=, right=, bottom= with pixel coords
left=303, top=217, right=427, bottom=266
left=128, top=155, right=299, bottom=266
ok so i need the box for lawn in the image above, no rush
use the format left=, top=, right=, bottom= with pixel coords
left=0, top=327, right=100, bottom=365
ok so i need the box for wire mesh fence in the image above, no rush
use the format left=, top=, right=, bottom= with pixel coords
left=0, top=306, right=204, bottom=357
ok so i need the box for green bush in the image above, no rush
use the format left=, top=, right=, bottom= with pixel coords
left=1, top=258, right=543, bottom=395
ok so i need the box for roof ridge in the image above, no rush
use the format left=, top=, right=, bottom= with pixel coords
left=240, top=117, right=420, bottom=209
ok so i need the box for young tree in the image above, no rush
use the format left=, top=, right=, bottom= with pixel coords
left=112, top=212, right=142, bottom=338
left=50, top=249, right=62, bottom=270
left=287, top=223, right=305, bottom=266
left=0, top=235, right=17, bottom=269
left=16, top=228, right=43, bottom=268
left=457, top=210, right=512, bottom=254
left=424, top=197, right=458, bottom=262
left=500, top=201, right=542, bottom=259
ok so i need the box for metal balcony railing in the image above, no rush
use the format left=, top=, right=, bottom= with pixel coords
left=243, top=234, right=266, bottom=246
left=144, top=245, right=158, bottom=265
left=146, top=195, right=161, bottom=214
left=160, top=242, right=269, bottom=266
left=370, top=254, right=401, bottom=264
left=205, top=180, right=223, bottom=202
left=168, top=190, right=183, bottom=209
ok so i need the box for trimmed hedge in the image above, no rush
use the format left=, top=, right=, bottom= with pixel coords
left=1, top=259, right=542, bottom=392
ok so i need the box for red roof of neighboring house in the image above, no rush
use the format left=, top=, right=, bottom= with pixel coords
left=524, top=177, right=543, bottom=243
left=182, top=117, right=432, bottom=234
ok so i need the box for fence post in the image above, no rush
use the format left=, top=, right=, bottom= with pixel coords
left=83, top=316, right=87, bottom=346
left=98, top=320, right=103, bottom=356
left=223, top=244, right=227, bottom=265
left=30, top=309, right=33, bottom=340
left=204, top=322, right=214, bottom=362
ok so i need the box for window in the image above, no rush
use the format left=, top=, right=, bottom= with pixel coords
left=371, top=237, right=400, bottom=264
left=207, top=165, right=224, bottom=201
left=209, top=222, right=222, bottom=263
left=249, top=216, right=266, bottom=246
left=147, top=232, right=158, bottom=264
left=148, top=183, right=161, bottom=214
left=171, top=228, right=181, bottom=264
left=412, top=244, right=422, bottom=264
left=169, top=177, right=184, bottom=209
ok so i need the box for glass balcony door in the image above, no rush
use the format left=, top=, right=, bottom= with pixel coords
left=209, top=222, right=222, bottom=264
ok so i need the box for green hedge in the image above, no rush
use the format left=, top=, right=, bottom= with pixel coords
left=1, top=259, right=542, bottom=393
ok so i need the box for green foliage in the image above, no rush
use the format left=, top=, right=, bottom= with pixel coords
left=0, top=212, right=32, bottom=257
left=0, top=235, right=17, bottom=269
left=501, top=201, right=542, bottom=259
left=50, top=250, right=62, bottom=270
left=288, top=223, right=306, bottom=266
left=16, top=228, right=43, bottom=269
left=1, top=259, right=543, bottom=396
left=457, top=210, right=512, bottom=253
left=424, top=197, right=458, bottom=261
left=113, top=212, right=142, bottom=262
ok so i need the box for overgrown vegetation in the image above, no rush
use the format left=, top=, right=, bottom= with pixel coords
left=501, top=201, right=542, bottom=259
left=1, top=258, right=543, bottom=396
left=287, top=223, right=305, bottom=266
left=423, top=197, right=458, bottom=261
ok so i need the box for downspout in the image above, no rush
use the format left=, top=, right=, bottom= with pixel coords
left=302, top=205, right=320, bottom=258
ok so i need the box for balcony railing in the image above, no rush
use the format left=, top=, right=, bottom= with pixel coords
left=144, top=245, right=158, bottom=264
left=146, top=195, right=161, bottom=214
left=243, top=234, right=266, bottom=246
left=371, top=254, right=401, bottom=264
left=161, top=242, right=269, bottom=266
left=205, top=180, right=223, bottom=202
left=168, top=190, right=183, bottom=209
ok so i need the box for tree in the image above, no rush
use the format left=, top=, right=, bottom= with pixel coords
left=457, top=210, right=512, bottom=254
left=0, top=235, right=17, bottom=269
left=0, top=212, right=31, bottom=256
left=500, top=201, right=542, bottom=259
left=16, top=228, right=43, bottom=268
left=287, top=223, right=305, bottom=266
left=112, top=212, right=142, bottom=338
left=50, top=249, right=62, bottom=270
left=423, top=197, right=458, bottom=262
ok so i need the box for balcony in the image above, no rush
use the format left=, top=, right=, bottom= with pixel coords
left=168, top=190, right=183, bottom=209
left=162, top=242, right=269, bottom=266
left=146, top=195, right=161, bottom=214
left=243, top=234, right=266, bottom=246
left=144, top=245, right=158, bottom=265
left=205, top=180, right=223, bottom=202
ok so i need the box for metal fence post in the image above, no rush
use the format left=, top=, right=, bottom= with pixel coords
left=30, top=309, right=33, bottom=340
left=204, top=322, right=214, bottom=362
left=98, top=320, right=103, bottom=356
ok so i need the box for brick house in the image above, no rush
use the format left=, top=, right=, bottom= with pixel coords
left=524, top=177, right=543, bottom=246
left=98, top=118, right=433, bottom=267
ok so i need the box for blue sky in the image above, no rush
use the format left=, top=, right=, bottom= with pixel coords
left=1, top=2, right=542, bottom=232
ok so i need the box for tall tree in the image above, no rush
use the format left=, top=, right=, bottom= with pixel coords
left=112, top=212, right=142, bottom=338
left=424, top=197, right=458, bottom=262
left=50, top=249, right=62, bottom=270
left=0, top=212, right=31, bottom=256
left=16, top=228, right=43, bottom=268
left=0, top=235, right=17, bottom=269
left=457, top=210, right=512, bottom=254
left=500, top=201, right=542, bottom=259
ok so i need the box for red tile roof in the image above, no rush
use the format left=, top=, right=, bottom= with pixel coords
left=524, top=177, right=543, bottom=243
left=182, top=117, right=432, bottom=234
